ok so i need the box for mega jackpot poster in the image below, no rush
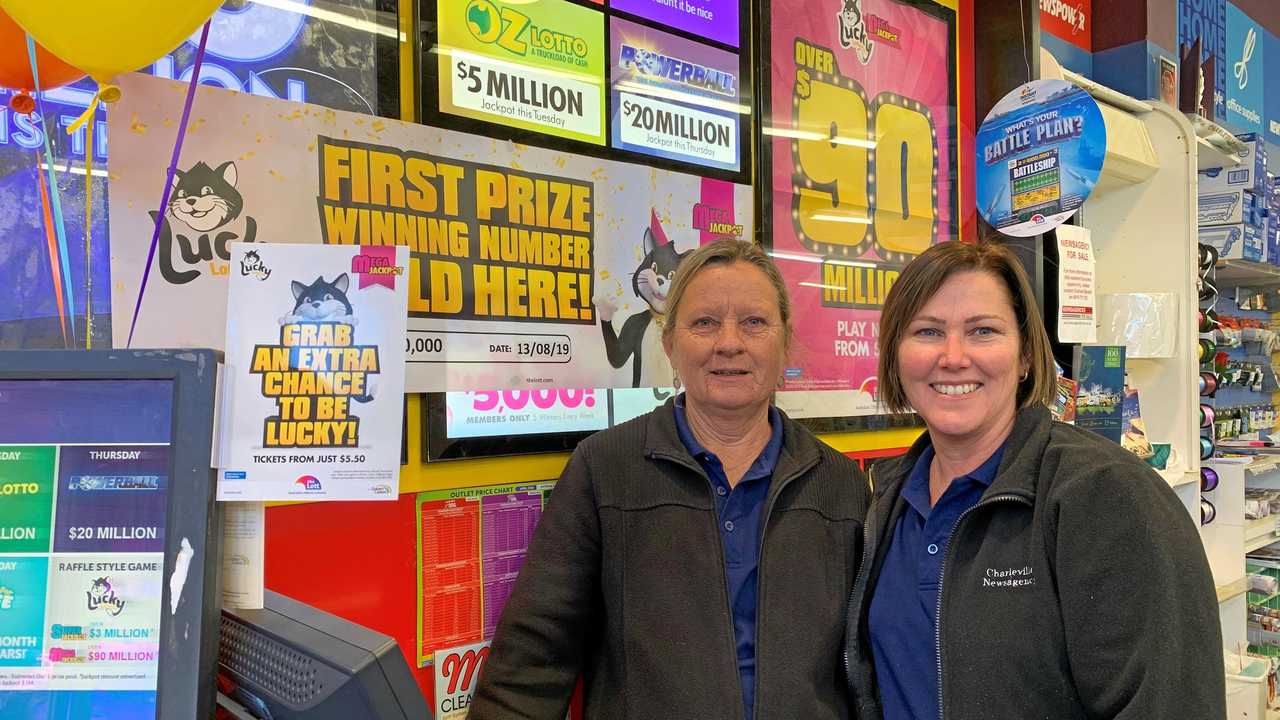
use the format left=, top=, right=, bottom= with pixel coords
left=109, top=73, right=752, bottom=392
left=767, top=0, right=958, bottom=410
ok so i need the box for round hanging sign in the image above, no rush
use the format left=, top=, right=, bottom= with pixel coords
left=976, top=79, right=1107, bottom=237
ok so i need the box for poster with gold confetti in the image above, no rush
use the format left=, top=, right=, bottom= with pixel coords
left=108, top=72, right=752, bottom=391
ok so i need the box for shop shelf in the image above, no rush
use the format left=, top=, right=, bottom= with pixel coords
left=1215, top=260, right=1280, bottom=290
left=1221, top=576, right=1249, bottom=603
left=1247, top=518, right=1280, bottom=554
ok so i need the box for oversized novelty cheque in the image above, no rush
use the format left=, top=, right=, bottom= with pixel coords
left=108, top=73, right=752, bottom=392
left=216, top=243, right=407, bottom=501
left=767, top=0, right=959, bottom=412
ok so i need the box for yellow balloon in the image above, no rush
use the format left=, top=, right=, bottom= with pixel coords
left=0, top=0, right=222, bottom=83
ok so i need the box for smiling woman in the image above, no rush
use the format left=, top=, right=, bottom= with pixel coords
left=843, top=240, right=1226, bottom=720
left=470, top=239, right=870, bottom=720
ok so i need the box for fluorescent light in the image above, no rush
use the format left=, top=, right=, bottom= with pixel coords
left=809, top=213, right=872, bottom=224
left=767, top=250, right=875, bottom=269
left=613, top=80, right=750, bottom=115
left=250, top=0, right=402, bottom=40
left=761, top=125, right=876, bottom=149
left=799, top=282, right=848, bottom=291
left=40, top=163, right=107, bottom=178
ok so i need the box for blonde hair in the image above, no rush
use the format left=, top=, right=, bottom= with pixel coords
left=876, top=240, right=1057, bottom=413
left=660, top=239, right=793, bottom=349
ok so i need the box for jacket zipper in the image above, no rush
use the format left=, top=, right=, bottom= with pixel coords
left=653, top=447, right=818, bottom=720
left=752, top=453, right=820, bottom=720
left=934, top=493, right=1031, bottom=720
left=843, top=465, right=874, bottom=693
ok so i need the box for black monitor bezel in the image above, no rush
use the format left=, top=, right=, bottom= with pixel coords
left=0, top=348, right=223, bottom=720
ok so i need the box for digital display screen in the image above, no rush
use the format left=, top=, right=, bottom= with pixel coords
left=442, top=386, right=674, bottom=439
left=0, top=380, right=174, bottom=719
left=609, top=17, right=741, bottom=171
left=609, top=0, right=739, bottom=49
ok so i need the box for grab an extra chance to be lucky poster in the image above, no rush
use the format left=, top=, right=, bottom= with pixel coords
left=768, top=0, right=959, bottom=416
left=108, top=73, right=752, bottom=393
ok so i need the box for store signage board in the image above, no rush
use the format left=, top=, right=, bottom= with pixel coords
left=976, top=79, right=1106, bottom=238
left=217, top=243, right=407, bottom=501
left=609, top=17, right=741, bottom=172
left=1039, top=0, right=1090, bottom=51
left=1055, top=225, right=1096, bottom=344
left=0, top=380, right=172, bottom=710
left=1177, top=0, right=1228, bottom=121
left=1223, top=2, right=1263, bottom=134
left=436, top=0, right=607, bottom=145
left=766, top=0, right=958, bottom=407
left=445, top=388, right=609, bottom=438
left=1268, top=29, right=1280, bottom=148
left=109, top=73, right=752, bottom=391
left=610, top=0, right=739, bottom=49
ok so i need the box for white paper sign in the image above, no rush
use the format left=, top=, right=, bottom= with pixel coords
left=1056, top=225, right=1096, bottom=344
left=217, top=243, right=407, bottom=501
left=434, top=640, right=490, bottom=719
left=221, top=502, right=265, bottom=609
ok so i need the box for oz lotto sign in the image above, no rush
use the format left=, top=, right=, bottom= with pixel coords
left=437, top=0, right=607, bottom=145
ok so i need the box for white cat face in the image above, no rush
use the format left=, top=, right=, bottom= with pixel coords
left=636, top=264, right=674, bottom=314
left=170, top=186, right=232, bottom=233
left=293, top=294, right=350, bottom=321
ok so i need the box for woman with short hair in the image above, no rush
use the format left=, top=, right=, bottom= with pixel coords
left=472, top=238, right=869, bottom=719
left=844, top=240, right=1224, bottom=720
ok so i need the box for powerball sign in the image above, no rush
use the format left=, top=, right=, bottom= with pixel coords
left=768, top=0, right=958, bottom=402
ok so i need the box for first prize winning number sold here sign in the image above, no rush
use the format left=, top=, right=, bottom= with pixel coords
left=439, top=0, right=607, bottom=145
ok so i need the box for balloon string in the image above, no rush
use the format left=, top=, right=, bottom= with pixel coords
left=66, top=84, right=118, bottom=136
left=127, top=20, right=211, bottom=349
left=26, top=34, right=76, bottom=345
left=37, top=163, right=69, bottom=347
left=84, top=116, right=94, bottom=348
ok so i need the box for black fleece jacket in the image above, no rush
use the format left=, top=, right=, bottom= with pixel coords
left=845, top=405, right=1226, bottom=720
left=470, top=399, right=869, bottom=720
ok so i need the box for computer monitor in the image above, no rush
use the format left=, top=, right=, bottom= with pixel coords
left=218, top=589, right=428, bottom=719
left=0, top=348, right=223, bottom=719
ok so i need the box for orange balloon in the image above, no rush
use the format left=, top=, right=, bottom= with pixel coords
left=0, top=7, right=83, bottom=93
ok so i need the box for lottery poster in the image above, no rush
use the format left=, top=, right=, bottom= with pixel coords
left=0, top=378, right=174, bottom=715
left=217, top=243, right=408, bottom=502
left=109, top=73, right=752, bottom=392
left=416, top=481, right=555, bottom=669
left=767, top=0, right=958, bottom=408
left=975, top=79, right=1106, bottom=237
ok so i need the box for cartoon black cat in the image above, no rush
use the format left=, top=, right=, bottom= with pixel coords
left=595, top=211, right=689, bottom=388
left=279, top=274, right=358, bottom=325
left=155, top=160, right=257, bottom=285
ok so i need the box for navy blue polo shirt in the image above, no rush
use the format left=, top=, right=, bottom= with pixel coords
left=867, top=443, right=1005, bottom=720
left=673, top=395, right=783, bottom=720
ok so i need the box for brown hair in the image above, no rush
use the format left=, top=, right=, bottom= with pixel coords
left=876, top=240, right=1057, bottom=413
left=660, top=239, right=793, bottom=349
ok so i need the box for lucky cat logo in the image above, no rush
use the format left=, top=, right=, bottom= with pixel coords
left=595, top=210, right=688, bottom=387
left=838, top=0, right=874, bottom=64
left=239, top=249, right=272, bottom=281
left=86, top=577, right=125, bottom=617
left=279, top=274, right=358, bottom=325
left=155, top=160, right=258, bottom=285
